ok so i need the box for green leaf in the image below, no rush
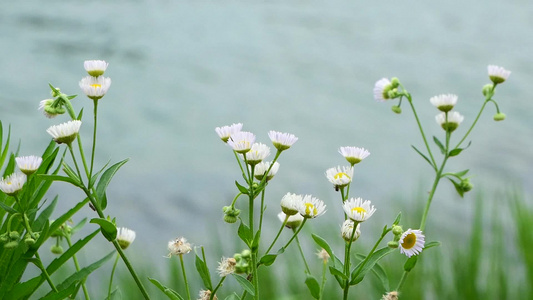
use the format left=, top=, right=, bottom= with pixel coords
left=0, top=201, right=17, bottom=214
left=329, top=266, right=347, bottom=280
left=433, top=136, right=446, bottom=155
left=62, top=163, right=81, bottom=183
left=259, top=247, right=285, bottom=266
left=40, top=281, right=78, bottom=300
left=312, top=234, right=343, bottom=269
left=96, top=159, right=129, bottom=210
left=232, top=274, right=255, bottom=296
left=235, top=181, right=249, bottom=195
left=411, top=145, right=434, bottom=169
left=454, top=169, right=470, bottom=177
left=38, top=174, right=80, bottom=187
left=44, top=251, right=115, bottom=298
left=32, top=196, right=58, bottom=231
left=195, top=252, right=212, bottom=290
left=424, top=241, right=441, bottom=250
left=393, top=212, right=402, bottom=226
left=149, top=278, right=184, bottom=300
left=89, top=160, right=111, bottom=188
left=252, top=230, right=261, bottom=252
left=448, top=178, right=464, bottom=198
left=90, top=218, right=117, bottom=241
left=403, top=255, right=418, bottom=272
left=224, top=292, right=241, bottom=300
left=46, top=198, right=89, bottom=241
left=70, top=218, right=87, bottom=235
left=237, top=221, right=252, bottom=246
left=449, top=148, right=463, bottom=157
left=305, top=274, right=321, bottom=299
left=77, top=108, right=84, bottom=120
left=350, top=247, right=395, bottom=285
left=47, top=229, right=101, bottom=274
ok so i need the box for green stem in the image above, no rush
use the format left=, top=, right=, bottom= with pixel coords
left=294, top=234, right=310, bottom=274
left=258, top=190, right=266, bottom=235
left=319, top=259, right=327, bottom=300
left=179, top=254, right=191, bottom=300
left=108, top=253, right=120, bottom=300
left=264, top=214, right=288, bottom=255
left=455, top=100, right=489, bottom=149
left=90, top=99, right=98, bottom=179
left=396, top=271, right=409, bottom=292
left=342, top=221, right=359, bottom=300
left=66, top=235, right=90, bottom=300
left=281, top=219, right=307, bottom=250
left=351, top=227, right=390, bottom=281
left=404, top=92, right=437, bottom=169
left=210, top=276, right=226, bottom=300
left=35, top=251, right=58, bottom=293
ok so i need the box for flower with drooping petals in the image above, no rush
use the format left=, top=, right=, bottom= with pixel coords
left=268, top=131, right=298, bottom=151
left=339, top=147, right=370, bottom=165
left=0, top=173, right=26, bottom=196
left=341, top=219, right=361, bottom=242
left=79, top=76, right=111, bottom=101
left=47, top=120, right=82, bottom=145
left=84, top=60, right=109, bottom=77
left=373, top=78, right=392, bottom=102
left=227, top=131, right=256, bottom=154
left=430, top=94, right=458, bottom=112
left=325, top=166, right=354, bottom=189
left=167, top=237, right=192, bottom=257
left=488, top=65, right=511, bottom=84
left=342, top=197, right=376, bottom=223
left=298, top=195, right=326, bottom=219
left=399, top=229, right=425, bottom=258
left=215, top=123, right=243, bottom=143
left=16, top=156, right=42, bottom=175
left=280, top=192, right=303, bottom=216
left=253, top=161, right=280, bottom=181
left=278, top=212, right=304, bottom=229
left=435, top=111, right=464, bottom=132
left=38, top=99, right=62, bottom=118
left=117, top=227, right=136, bottom=250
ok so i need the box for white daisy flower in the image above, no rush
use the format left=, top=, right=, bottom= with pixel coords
left=280, top=192, right=303, bottom=216
left=253, top=161, right=280, bottom=181
left=217, top=257, right=237, bottom=277
left=373, top=78, right=392, bottom=102
left=47, top=120, right=82, bottom=145
left=339, top=147, right=370, bottom=165
left=278, top=212, right=304, bottom=229
left=430, top=94, right=458, bottom=112
left=227, top=131, right=256, bottom=154
left=268, top=131, right=298, bottom=151
left=488, top=65, right=511, bottom=84
left=15, top=156, right=43, bottom=175
left=0, top=173, right=27, bottom=196
left=341, top=219, right=361, bottom=242
left=298, top=195, right=326, bottom=219
left=167, top=237, right=192, bottom=257
left=435, top=111, right=464, bottom=132
left=342, top=197, right=376, bottom=223
left=84, top=60, right=109, bottom=77
left=116, top=227, right=136, bottom=250
left=325, top=166, right=354, bottom=189
left=79, top=76, right=111, bottom=100
left=243, top=143, right=270, bottom=165
left=399, top=229, right=425, bottom=258
left=215, top=123, right=243, bottom=143
left=38, top=99, right=61, bottom=118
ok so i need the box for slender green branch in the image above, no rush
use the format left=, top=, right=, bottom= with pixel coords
left=404, top=91, right=437, bottom=168
left=210, top=276, right=226, bottom=300
left=90, top=100, right=98, bottom=179
left=35, top=251, right=58, bottom=293
left=455, top=100, right=489, bottom=149
left=258, top=190, right=266, bottom=236
left=294, top=234, right=310, bottom=274
left=66, top=235, right=90, bottom=299
left=351, top=227, right=391, bottom=281
left=264, top=214, right=288, bottom=255
left=281, top=219, right=307, bottom=250
left=179, top=254, right=191, bottom=300
left=343, top=222, right=360, bottom=300
left=108, top=253, right=120, bottom=300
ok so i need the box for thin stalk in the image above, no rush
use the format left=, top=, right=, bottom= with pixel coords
left=90, top=99, right=98, bottom=178
left=35, top=251, right=58, bottom=293
left=404, top=92, right=437, bottom=168
left=108, top=253, right=120, bottom=300
left=343, top=222, right=359, bottom=300
left=281, top=219, right=307, bottom=250
left=319, top=259, right=327, bottom=300
left=258, top=190, right=266, bottom=234
left=66, top=235, right=90, bottom=300
left=351, top=228, right=390, bottom=281
left=210, top=276, right=226, bottom=300
left=294, top=234, right=310, bottom=274
left=179, top=254, right=191, bottom=300
left=455, top=100, right=489, bottom=149
left=264, top=214, right=288, bottom=255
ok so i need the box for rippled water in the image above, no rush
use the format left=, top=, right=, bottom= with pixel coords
left=1, top=0, right=532, bottom=271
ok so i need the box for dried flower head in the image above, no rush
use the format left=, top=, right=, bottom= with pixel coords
left=217, top=257, right=237, bottom=277
left=167, top=237, right=192, bottom=257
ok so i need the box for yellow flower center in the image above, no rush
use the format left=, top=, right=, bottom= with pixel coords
left=7, top=181, right=12, bottom=185
left=91, top=84, right=102, bottom=89
left=304, top=203, right=317, bottom=216
left=334, top=172, right=350, bottom=180
left=401, top=232, right=416, bottom=249
left=351, top=207, right=366, bottom=215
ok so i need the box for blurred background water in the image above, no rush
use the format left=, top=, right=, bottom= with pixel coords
left=1, top=0, right=532, bottom=287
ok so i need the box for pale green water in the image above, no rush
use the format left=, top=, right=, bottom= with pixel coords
left=1, top=0, right=532, bottom=272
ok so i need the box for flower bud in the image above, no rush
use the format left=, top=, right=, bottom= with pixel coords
left=392, top=225, right=403, bottom=236
left=4, top=241, right=19, bottom=249
left=9, top=231, right=20, bottom=240
left=51, top=245, right=64, bottom=255
left=241, top=250, right=251, bottom=259
left=24, top=236, right=36, bottom=246
left=224, top=214, right=238, bottom=224
left=0, top=234, right=8, bottom=243
left=51, top=87, right=61, bottom=98
left=493, top=113, right=506, bottom=121
left=387, top=241, right=399, bottom=248
left=391, top=106, right=402, bottom=114
left=390, top=77, right=400, bottom=88
left=460, top=178, right=473, bottom=192
left=482, top=84, right=493, bottom=97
